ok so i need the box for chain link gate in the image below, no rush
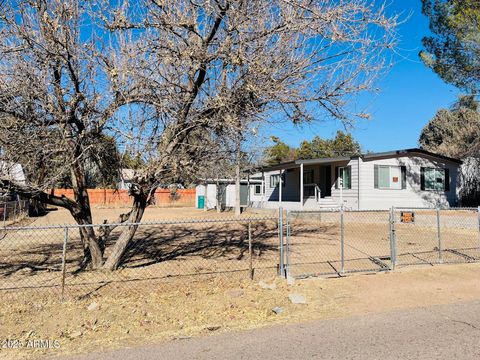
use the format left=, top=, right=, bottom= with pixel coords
left=284, top=209, right=393, bottom=279
left=282, top=207, right=480, bottom=279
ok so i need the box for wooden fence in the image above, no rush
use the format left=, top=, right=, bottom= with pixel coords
left=50, top=188, right=196, bottom=208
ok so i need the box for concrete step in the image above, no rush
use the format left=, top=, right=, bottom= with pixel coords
left=317, top=199, right=338, bottom=204
left=303, top=197, right=340, bottom=210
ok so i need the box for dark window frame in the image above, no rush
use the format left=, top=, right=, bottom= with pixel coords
left=421, top=167, right=449, bottom=192
left=374, top=165, right=407, bottom=190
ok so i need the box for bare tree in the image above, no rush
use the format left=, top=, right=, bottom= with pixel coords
left=112, top=0, right=398, bottom=218
left=0, top=0, right=142, bottom=269
left=0, top=0, right=398, bottom=271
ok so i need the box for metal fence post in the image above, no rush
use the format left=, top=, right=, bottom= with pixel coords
left=285, top=210, right=290, bottom=276
left=437, top=207, right=443, bottom=263
left=477, top=207, right=480, bottom=252
left=389, top=206, right=397, bottom=270
left=340, top=207, right=345, bottom=274
left=278, top=207, right=284, bottom=276
left=61, top=227, right=69, bottom=301
left=248, top=221, right=253, bottom=280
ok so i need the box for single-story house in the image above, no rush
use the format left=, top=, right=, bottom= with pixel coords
left=196, top=179, right=261, bottom=210
left=249, top=148, right=462, bottom=210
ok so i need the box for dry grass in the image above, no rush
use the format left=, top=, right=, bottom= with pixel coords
left=2, top=263, right=480, bottom=360
left=1, top=207, right=480, bottom=360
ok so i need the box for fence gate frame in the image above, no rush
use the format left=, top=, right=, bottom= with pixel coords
left=284, top=207, right=405, bottom=279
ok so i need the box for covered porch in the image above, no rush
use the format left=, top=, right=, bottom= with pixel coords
left=253, top=157, right=355, bottom=210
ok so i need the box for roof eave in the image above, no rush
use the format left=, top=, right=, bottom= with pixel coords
left=361, top=148, right=462, bottom=164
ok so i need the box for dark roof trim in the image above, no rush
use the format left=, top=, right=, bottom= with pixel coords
left=362, top=148, right=462, bottom=164
left=297, top=156, right=351, bottom=165
left=256, top=148, right=462, bottom=172
left=254, top=161, right=297, bottom=173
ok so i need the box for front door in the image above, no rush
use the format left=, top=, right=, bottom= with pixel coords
left=319, top=165, right=332, bottom=197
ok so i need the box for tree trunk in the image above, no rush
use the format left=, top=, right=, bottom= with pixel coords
left=70, top=160, right=103, bottom=269
left=234, top=140, right=241, bottom=216
left=102, top=193, right=147, bottom=270
left=203, top=181, right=208, bottom=212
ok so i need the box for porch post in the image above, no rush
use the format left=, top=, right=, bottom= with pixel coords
left=279, top=169, right=283, bottom=204
left=300, top=163, right=304, bottom=209
left=261, top=171, right=265, bottom=205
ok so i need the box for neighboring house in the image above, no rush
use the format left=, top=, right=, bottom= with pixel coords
left=249, top=148, right=462, bottom=210
left=0, top=162, right=26, bottom=184
left=0, top=161, right=27, bottom=202
left=118, top=169, right=135, bottom=190
left=196, top=179, right=261, bottom=210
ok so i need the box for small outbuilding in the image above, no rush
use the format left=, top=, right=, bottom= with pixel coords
left=195, top=179, right=261, bottom=210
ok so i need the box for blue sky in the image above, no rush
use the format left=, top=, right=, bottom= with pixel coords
left=261, top=0, right=461, bottom=153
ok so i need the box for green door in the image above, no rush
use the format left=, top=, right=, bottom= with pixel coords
left=240, top=184, right=249, bottom=206
left=197, top=195, right=205, bottom=209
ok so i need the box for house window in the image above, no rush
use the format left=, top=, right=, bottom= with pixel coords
left=421, top=168, right=449, bottom=191
left=254, top=184, right=262, bottom=195
left=337, top=166, right=351, bottom=189
left=270, top=174, right=285, bottom=188
left=375, top=166, right=406, bottom=190
left=303, top=169, right=314, bottom=184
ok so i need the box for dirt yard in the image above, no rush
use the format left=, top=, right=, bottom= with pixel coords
left=24, top=206, right=278, bottom=226
left=287, top=209, right=479, bottom=277
left=2, top=263, right=480, bottom=360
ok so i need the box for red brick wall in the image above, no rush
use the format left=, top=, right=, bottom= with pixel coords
left=50, top=188, right=196, bottom=208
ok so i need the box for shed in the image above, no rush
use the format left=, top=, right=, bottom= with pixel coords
left=195, top=179, right=261, bottom=210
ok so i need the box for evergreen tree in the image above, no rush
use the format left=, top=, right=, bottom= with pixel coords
left=264, top=136, right=296, bottom=166
left=420, top=0, right=480, bottom=92
left=295, top=131, right=361, bottom=159
left=419, top=96, right=480, bottom=158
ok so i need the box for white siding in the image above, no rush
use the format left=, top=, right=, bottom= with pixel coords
left=195, top=184, right=218, bottom=209
left=359, top=155, right=459, bottom=210
left=263, top=168, right=300, bottom=202
left=224, top=184, right=236, bottom=207
left=248, top=152, right=460, bottom=211
left=330, top=158, right=359, bottom=210
left=249, top=184, right=264, bottom=203
left=259, top=161, right=359, bottom=209
left=195, top=185, right=205, bottom=208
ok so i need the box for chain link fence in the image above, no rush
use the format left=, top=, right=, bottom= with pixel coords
left=1, top=207, right=479, bottom=301
left=393, top=207, right=480, bottom=266
left=285, top=207, right=480, bottom=278
left=0, top=216, right=279, bottom=300
left=0, top=199, right=29, bottom=226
